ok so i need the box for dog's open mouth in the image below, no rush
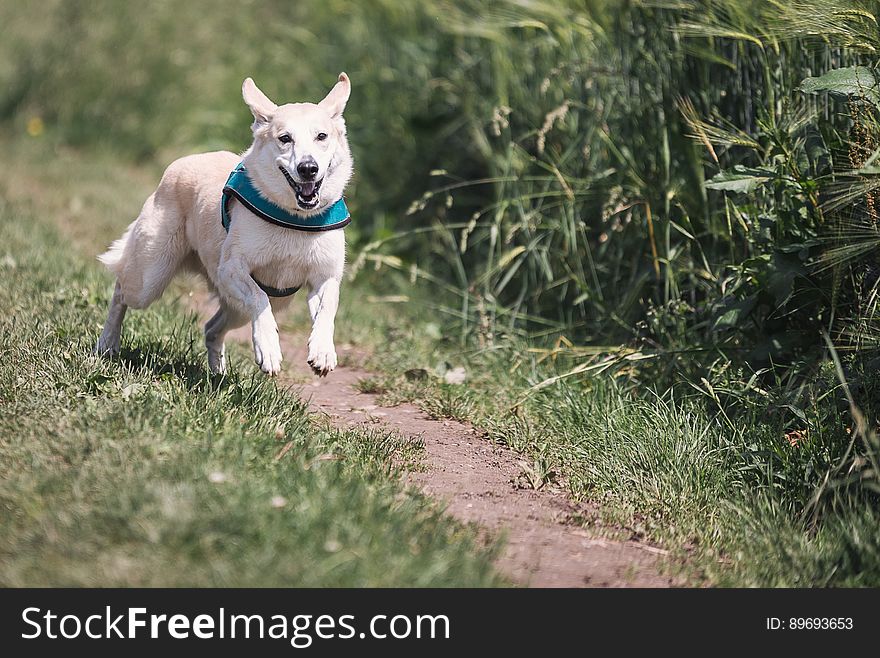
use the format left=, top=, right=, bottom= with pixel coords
left=280, top=166, right=322, bottom=209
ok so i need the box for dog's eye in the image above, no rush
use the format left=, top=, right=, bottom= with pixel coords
left=278, top=134, right=292, bottom=144
left=316, top=132, right=328, bottom=141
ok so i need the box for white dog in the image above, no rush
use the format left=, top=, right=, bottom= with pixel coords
left=96, top=73, right=353, bottom=376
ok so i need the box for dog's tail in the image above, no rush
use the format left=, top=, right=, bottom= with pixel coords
left=97, top=222, right=135, bottom=276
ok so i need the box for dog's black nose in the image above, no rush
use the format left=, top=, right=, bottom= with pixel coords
left=297, top=158, right=319, bottom=180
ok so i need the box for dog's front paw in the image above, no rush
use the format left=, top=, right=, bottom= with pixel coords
left=253, top=317, right=283, bottom=376
left=94, top=333, right=120, bottom=357
left=307, top=341, right=337, bottom=377
left=207, top=343, right=227, bottom=375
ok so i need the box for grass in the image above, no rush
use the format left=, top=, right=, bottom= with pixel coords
left=333, top=273, right=880, bottom=586
left=0, top=146, right=502, bottom=587
left=4, top=0, right=880, bottom=588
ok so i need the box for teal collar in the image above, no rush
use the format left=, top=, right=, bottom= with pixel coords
left=220, top=163, right=350, bottom=297
left=221, top=162, right=351, bottom=232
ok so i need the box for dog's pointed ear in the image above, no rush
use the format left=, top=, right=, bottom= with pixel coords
left=318, top=72, right=350, bottom=119
left=242, top=78, right=278, bottom=130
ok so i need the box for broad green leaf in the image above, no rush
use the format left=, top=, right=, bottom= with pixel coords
left=800, top=66, right=880, bottom=106
left=705, top=166, right=775, bottom=193
left=712, top=295, right=757, bottom=330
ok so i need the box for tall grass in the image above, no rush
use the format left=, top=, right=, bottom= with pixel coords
left=3, top=0, right=873, bottom=353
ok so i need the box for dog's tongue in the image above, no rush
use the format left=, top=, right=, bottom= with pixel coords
left=299, top=181, right=317, bottom=197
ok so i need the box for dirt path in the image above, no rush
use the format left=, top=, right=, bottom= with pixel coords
left=191, top=292, right=676, bottom=587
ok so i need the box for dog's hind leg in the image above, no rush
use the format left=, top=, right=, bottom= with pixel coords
left=95, top=281, right=128, bottom=356
left=101, top=165, right=195, bottom=312
left=204, top=303, right=247, bottom=374
left=96, top=202, right=189, bottom=358
left=116, top=218, right=191, bottom=310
